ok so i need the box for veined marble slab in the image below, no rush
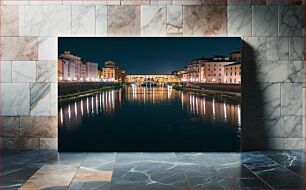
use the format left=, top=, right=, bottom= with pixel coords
left=38, top=37, right=58, bottom=61
left=0, top=61, right=11, bottom=83
left=20, top=116, right=57, bottom=138
left=281, top=82, right=303, bottom=116
left=252, top=5, right=278, bottom=36
left=96, top=5, right=107, bottom=35
left=167, top=5, right=183, bottom=36
left=22, top=5, right=72, bottom=36
left=0, top=6, right=19, bottom=36
left=121, top=0, right=150, bottom=5
left=0, top=83, right=30, bottom=116
left=30, top=83, right=51, bottom=116
left=279, top=5, right=303, bottom=36
left=141, top=5, right=167, bottom=36
left=72, top=5, right=96, bottom=35
left=108, top=6, right=141, bottom=36
left=243, top=83, right=281, bottom=117
left=0, top=37, right=38, bottom=61
left=1, top=117, right=20, bottom=138
left=12, top=61, right=36, bottom=82
left=183, top=5, right=227, bottom=36
left=37, top=61, right=57, bottom=83
left=228, top=4, right=252, bottom=36
left=267, top=37, right=289, bottom=61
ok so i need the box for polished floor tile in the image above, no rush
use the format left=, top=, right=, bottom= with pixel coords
left=0, top=151, right=305, bottom=190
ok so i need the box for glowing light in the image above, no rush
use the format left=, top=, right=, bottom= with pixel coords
left=203, top=98, right=206, bottom=115
left=91, top=96, right=94, bottom=114
left=86, top=97, right=89, bottom=114
left=74, top=102, right=77, bottom=117
left=238, top=105, right=241, bottom=127
left=81, top=100, right=83, bottom=116
left=80, top=78, right=83, bottom=81
left=59, top=76, right=63, bottom=80
left=99, top=93, right=102, bottom=113
left=195, top=97, right=198, bottom=115
left=60, top=108, right=63, bottom=124
left=68, top=104, right=71, bottom=120
left=212, top=98, right=215, bottom=119
left=224, top=103, right=227, bottom=120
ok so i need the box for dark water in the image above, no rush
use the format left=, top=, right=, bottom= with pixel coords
left=59, top=86, right=241, bottom=152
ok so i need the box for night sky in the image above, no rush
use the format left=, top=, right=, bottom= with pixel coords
left=58, top=37, right=241, bottom=74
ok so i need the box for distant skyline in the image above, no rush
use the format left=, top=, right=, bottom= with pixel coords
left=58, top=37, right=241, bottom=74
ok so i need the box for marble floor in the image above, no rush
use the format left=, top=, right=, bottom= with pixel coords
left=0, top=151, right=305, bottom=190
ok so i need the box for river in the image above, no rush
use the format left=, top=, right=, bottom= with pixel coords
left=58, top=85, right=241, bottom=151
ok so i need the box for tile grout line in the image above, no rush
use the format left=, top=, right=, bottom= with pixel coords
left=109, top=152, right=119, bottom=188
left=66, top=152, right=88, bottom=189
left=261, top=151, right=306, bottom=179
left=241, top=162, right=275, bottom=190
left=243, top=151, right=305, bottom=188
left=173, top=152, right=193, bottom=190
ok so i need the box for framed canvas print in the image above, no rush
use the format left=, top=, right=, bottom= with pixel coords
left=58, top=37, right=241, bottom=152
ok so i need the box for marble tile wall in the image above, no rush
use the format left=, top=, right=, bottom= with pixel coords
left=0, top=0, right=304, bottom=150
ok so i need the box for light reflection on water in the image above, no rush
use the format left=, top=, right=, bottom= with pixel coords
left=59, top=86, right=241, bottom=151
left=59, top=86, right=240, bottom=128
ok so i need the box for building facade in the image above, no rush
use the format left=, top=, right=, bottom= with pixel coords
left=176, top=52, right=241, bottom=84
left=58, top=51, right=99, bottom=82
left=58, top=51, right=82, bottom=81
left=86, top=62, right=99, bottom=81
left=224, top=62, right=241, bottom=84
left=101, top=61, right=125, bottom=82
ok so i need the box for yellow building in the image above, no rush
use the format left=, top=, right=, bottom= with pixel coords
left=101, top=61, right=125, bottom=82
left=224, top=62, right=241, bottom=84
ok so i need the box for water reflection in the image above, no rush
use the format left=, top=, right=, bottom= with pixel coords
left=59, top=86, right=241, bottom=151
left=59, top=86, right=240, bottom=129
